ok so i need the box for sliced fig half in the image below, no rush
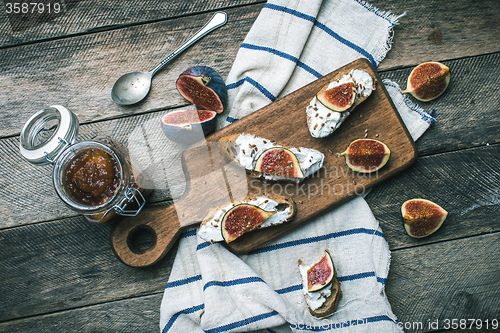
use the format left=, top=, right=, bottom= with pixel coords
left=255, top=148, right=304, bottom=179
left=341, top=139, right=390, bottom=173
left=402, top=61, right=450, bottom=102
left=176, top=66, right=228, bottom=113
left=307, top=250, right=335, bottom=292
left=221, top=204, right=275, bottom=243
left=161, top=109, right=217, bottom=143
left=402, top=198, right=448, bottom=238
left=317, top=81, right=356, bottom=112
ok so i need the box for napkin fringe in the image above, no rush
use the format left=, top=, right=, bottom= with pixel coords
left=355, top=0, right=406, bottom=27
left=354, top=0, right=406, bottom=65
left=383, top=79, right=436, bottom=125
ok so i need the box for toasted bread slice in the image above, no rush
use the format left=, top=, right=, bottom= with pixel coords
left=306, top=69, right=376, bottom=138
left=308, top=277, right=342, bottom=318
left=217, top=133, right=324, bottom=182
left=218, top=133, right=245, bottom=164
left=198, top=194, right=296, bottom=243
left=299, top=250, right=342, bottom=318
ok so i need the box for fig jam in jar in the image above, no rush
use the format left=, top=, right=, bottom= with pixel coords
left=20, top=105, right=146, bottom=223
left=64, top=148, right=120, bottom=206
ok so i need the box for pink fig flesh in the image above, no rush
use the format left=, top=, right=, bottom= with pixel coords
left=221, top=204, right=274, bottom=243
left=161, top=109, right=217, bottom=143
left=176, top=66, right=227, bottom=113
left=255, top=148, right=304, bottom=179
left=402, top=199, right=448, bottom=238
left=402, top=61, right=450, bottom=102
left=307, top=250, right=335, bottom=292
left=341, top=139, right=390, bottom=173
left=317, top=82, right=356, bottom=112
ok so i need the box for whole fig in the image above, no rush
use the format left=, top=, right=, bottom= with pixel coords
left=176, top=66, right=228, bottom=113
left=402, top=61, right=450, bottom=102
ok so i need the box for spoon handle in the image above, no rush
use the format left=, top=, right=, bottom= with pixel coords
left=149, top=12, right=227, bottom=76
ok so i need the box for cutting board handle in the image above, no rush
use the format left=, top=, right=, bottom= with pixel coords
left=110, top=204, right=182, bottom=267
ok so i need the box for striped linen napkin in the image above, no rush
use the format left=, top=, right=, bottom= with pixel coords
left=160, top=0, right=434, bottom=332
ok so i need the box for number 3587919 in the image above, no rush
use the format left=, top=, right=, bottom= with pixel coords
left=5, top=2, right=61, bottom=14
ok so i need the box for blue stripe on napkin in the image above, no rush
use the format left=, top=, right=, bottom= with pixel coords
left=226, top=76, right=276, bottom=101
left=275, top=284, right=303, bottom=294
left=248, top=227, right=384, bottom=255
left=205, top=310, right=280, bottom=333
left=171, top=271, right=386, bottom=295
left=204, top=276, right=265, bottom=291
left=241, top=43, right=323, bottom=78
left=264, top=3, right=377, bottom=66
left=165, top=274, right=202, bottom=289
left=195, top=227, right=383, bottom=253
left=180, top=228, right=197, bottom=238
left=264, top=3, right=316, bottom=23
left=226, top=116, right=239, bottom=123
left=162, top=303, right=205, bottom=333
left=224, top=1, right=381, bottom=126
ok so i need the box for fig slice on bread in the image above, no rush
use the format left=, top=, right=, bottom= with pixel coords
left=218, top=133, right=324, bottom=182
left=221, top=204, right=275, bottom=243
left=198, top=194, right=296, bottom=244
left=299, top=249, right=342, bottom=318
left=306, top=69, right=376, bottom=138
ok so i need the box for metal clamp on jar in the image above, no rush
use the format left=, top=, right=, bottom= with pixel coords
left=19, top=105, right=146, bottom=223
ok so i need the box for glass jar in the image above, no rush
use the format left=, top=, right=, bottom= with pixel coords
left=19, top=105, right=146, bottom=223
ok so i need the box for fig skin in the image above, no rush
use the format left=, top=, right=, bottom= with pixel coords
left=176, top=66, right=228, bottom=113
left=221, top=204, right=275, bottom=243
left=402, top=61, right=450, bottom=102
left=161, top=109, right=217, bottom=143
left=307, top=249, right=336, bottom=292
left=340, top=139, right=390, bottom=173
left=402, top=198, right=448, bottom=238
left=316, top=81, right=356, bottom=112
left=255, top=148, right=304, bottom=179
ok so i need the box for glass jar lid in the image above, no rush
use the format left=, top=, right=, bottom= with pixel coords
left=19, top=105, right=79, bottom=165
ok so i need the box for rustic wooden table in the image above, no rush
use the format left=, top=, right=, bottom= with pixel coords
left=0, top=0, right=498, bottom=332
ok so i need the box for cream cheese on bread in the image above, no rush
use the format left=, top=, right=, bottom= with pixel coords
left=233, top=133, right=324, bottom=181
left=299, top=261, right=333, bottom=311
left=307, top=69, right=374, bottom=138
left=198, top=196, right=293, bottom=243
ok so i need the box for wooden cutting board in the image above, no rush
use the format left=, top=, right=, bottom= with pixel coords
left=110, top=58, right=417, bottom=267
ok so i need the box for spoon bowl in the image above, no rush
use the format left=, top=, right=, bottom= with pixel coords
left=111, top=71, right=152, bottom=105
left=111, top=12, right=227, bottom=105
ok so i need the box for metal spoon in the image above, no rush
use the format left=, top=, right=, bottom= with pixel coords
left=111, top=12, right=227, bottom=105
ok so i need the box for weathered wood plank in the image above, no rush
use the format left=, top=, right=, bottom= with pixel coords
left=0, top=230, right=497, bottom=332
left=0, top=0, right=264, bottom=47
left=1, top=145, right=498, bottom=320
left=0, top=108, right=191, bottom=227
left=379, top=53, right=500, bottom=156
left=371, top=0, right=500, bottom=68
left=0, top=5, right=262, bottom=138
left=387, top=233, right=500, bottom=333
left=1, top=53, right=498, bottom=228
left=0, top=215, right=178, bottom=322
left=0, top=293, right=163, bottom=332
left=365, top=144, right=500, bottom=250
left=1, top=0, right=500, bottom=138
